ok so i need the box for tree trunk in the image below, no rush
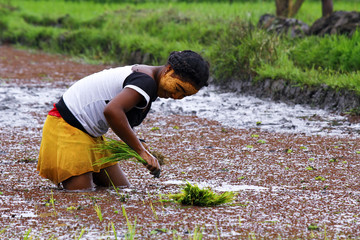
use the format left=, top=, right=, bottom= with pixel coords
left=322, top=0, right=333, bottom=17
left=290, top=0, right=305, bottom=17
left=276, top=0, right=289, bottom=17
left=276, top=0, right=305, bottom=18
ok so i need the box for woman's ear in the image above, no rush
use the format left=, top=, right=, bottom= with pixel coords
left=164, top=64, right=172, bottom=74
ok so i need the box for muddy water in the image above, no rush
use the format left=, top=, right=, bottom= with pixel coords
left=152, top=85, right=360, bottom=136
left=1, top=83, right=360, bottom=137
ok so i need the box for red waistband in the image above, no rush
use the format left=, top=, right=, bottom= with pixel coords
left=48, top=103, right=62, bottom=118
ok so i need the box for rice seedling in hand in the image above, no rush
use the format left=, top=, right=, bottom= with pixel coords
left=169, top=182, right=236, bottom=207
left=94, top=138, right=147, bottom=166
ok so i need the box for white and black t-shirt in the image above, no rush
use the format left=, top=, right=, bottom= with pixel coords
left=56, top=66, right=157, bottom=137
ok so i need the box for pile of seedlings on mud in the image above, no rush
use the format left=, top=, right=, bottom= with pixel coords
left=168, top=181, right=236, bottom=207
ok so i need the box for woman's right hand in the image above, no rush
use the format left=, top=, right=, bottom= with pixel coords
left=140, top=150, right=161, bottom=178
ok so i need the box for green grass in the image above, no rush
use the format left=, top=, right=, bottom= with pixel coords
left=1, top=0, right=360, bottom=94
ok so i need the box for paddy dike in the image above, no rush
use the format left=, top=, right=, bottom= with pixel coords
left=0, top=45, right=359, bottom=239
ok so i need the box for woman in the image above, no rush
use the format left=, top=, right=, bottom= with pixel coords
left=37, top=50, right=210, bottom=190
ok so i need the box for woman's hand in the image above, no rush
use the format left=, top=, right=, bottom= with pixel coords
left=104, top=88, right=161, bottom=177
left=140, top=150, right=161, bottom=178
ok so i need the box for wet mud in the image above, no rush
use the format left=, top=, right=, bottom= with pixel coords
left=0, top=45, right=359, bottom=239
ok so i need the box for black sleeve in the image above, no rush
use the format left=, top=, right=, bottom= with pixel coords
left=123, top=72, right=158, bottom=108
left=123, top=72, right=158, bottom=128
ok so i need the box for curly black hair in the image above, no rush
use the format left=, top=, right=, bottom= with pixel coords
left=167, top=50, right=209, bottom=89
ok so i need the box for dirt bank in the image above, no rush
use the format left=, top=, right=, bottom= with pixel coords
left=0, top=45, right=359, bottom=239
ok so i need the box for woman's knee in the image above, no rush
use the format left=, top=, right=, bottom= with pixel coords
left=94, top=164, right=130, bottom=187
left=62, top=172, right=94, bottom=190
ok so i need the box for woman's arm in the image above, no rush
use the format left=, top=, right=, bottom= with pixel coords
left=104, top=88, right=160, bottom=177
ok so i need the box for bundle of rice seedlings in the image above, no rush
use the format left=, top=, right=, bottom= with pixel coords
left=168, top=181, right=236, bottom=207
left=94, top=138, right=147, bottom=166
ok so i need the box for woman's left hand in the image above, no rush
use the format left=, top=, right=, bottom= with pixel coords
left=140, top=150, right=161, bottom=178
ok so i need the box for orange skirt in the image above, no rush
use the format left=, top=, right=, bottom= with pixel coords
left=37, top=115, right=116, bottom=185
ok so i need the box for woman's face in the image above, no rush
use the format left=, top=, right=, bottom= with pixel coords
left=158, top=69, right=198, bottom=99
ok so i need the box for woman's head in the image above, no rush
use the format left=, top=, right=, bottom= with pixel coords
left=167, top=50, right=209, bottom=89
left=157, top=50, right=209, bottom=99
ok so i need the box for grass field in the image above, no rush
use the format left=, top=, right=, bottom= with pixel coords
left=1, top=0, right=360, bottom=93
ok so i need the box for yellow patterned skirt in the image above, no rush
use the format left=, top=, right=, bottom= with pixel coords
left=37, top=115, right=116, bottom=185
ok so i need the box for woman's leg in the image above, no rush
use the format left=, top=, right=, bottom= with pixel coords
left=62, top=172, right=94, bottom=190
left=93, top=163, right=130, bottom=187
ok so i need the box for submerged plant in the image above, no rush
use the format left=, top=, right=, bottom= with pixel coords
left=308, top=223, right=320, bottom=231
left=23, top=228, right=32, bottom=240
left=315, top=176, right=326, bottom=181
left=168, top=182, right=235, bottom=207
left=149, top=201, right=158, bottom=220
left=94, top=138, right=147, bottom=166
left=94, top=204, right=103, bottom=222
left=122, top=205, right=137, bottom=240
left=75, top=227, right=86, bottom=240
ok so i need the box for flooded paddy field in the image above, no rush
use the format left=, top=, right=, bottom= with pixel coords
left=0, top=45, right=360, bottom=239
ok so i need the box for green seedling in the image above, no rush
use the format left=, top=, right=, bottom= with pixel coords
left=248, top=232, right=256, bottom=239
left=48, top=190, right=57, bottom=216
left=149, top=201, right=158, bottom=220
left=215, top=222, right=221, bottom=239
left=0, top=226, right=9, bottom=234
left=75, top=227, right=86, bottom=240
left=257, top=139, right=266, bottom=144
left=221, top=128, right=228, bottom=133
left=104, top=170, right=129, bottom=202
left=67, top=206, right=77, bottom=211
left=168, top=181, right=235, bottom=207
left=172, top=226, right=204, bottom=240
left=150, top=228, right=168, bottom=234
left=122, top=205, right=137, bottom=240
left=307, top=224, right=320, bottom=231
left=110, top=222, right=117, bottom=240
left=305, top=166, right=316, bottom=171
left=173, top=126, right=180, bottom=130
left=308, top=158, right=315, bottom=161
left=300, top=146, right=308, bottom=150
left=191, top=225, right=204, bottom=240
left=94, top=138, right=147, bottom=166
left=356, top=151, right=360, bottom=154
left=23, top=228, right=32, bottom=240
left=246, top=145, right=253, bottom=149
left=94, top=204, right=103, bottom=222
left=19, top=158, right=37, bottom=163
left=329, top=158, right=338, bottom=162
left=315, top=176, right=326, bottom=181
left=150, top=127, right=160, bottom=131
left=256, top=121, right=262, bottom=126
left=251, top=134, right=259, bottom=138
